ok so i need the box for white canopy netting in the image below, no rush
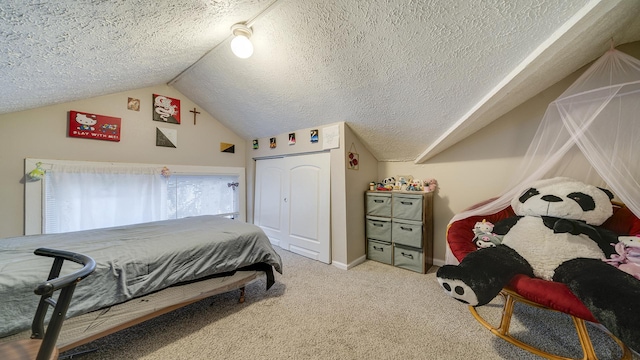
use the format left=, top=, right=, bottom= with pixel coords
left=446, top=48, right=640, bottom=264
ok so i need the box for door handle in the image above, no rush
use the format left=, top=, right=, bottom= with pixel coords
left=284, top=197, right=288, bottom=202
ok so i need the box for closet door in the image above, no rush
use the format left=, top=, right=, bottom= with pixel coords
left=254, top=159, right=287, bottom=248
left=254, top=153, right=331, bottom=263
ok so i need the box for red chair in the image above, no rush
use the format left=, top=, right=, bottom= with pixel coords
left=447, top=203, right=640, bottom=360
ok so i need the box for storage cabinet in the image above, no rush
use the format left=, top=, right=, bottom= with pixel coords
left=365, top=191, right=433, bottom=273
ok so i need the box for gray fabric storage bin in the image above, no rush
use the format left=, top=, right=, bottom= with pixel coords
left=366, top=193, right=391, bottom=217
left=393, top=244, right=423, bottom=273
left=367, top=239, right=392, bottom=264
left=392, top=194, right=422, bottom=221
left=366, top=216, right=391, bottom=242
left=392, top=219, right=422, bottom=248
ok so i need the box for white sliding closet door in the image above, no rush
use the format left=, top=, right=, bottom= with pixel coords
left=254, top=153, right=331, bottom=263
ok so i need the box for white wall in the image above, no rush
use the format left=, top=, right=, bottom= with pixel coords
left=3, top=42, right=638, bottom=267
left=0, top=84, right=246, bottom=238
left=377, top=74, right=577, bottom=266
left=343, top=125, right=378, bottom=265
left=378, top=41, right=640, bottom=266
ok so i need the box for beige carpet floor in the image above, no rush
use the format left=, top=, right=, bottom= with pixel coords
left=60, top=247, right=637, bottom=360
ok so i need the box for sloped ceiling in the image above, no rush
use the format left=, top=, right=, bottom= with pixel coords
left=2, top=1, right=640, bottom=162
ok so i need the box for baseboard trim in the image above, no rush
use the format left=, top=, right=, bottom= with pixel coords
left=332, top=254, right=366, bottom=270
left=333, top=256, right=443, bottom=270
left=432, top=258, right=445, bottom=267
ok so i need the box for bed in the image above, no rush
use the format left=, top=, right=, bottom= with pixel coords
left=0, top=215, right=282, bottom=350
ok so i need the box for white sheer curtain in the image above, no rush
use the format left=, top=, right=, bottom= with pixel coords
left=446, top=48, right=640, bottom=264
left=167, top=175, right=239, bottom=219
left=45, top=164, right=167, bottom=233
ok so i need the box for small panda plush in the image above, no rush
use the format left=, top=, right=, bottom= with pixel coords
left=437, top=177, right=640, bottom=352
left=381, top=177, right=395, bottom=186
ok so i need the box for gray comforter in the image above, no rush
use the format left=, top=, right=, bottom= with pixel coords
left=0, top=216, right=282, bottom=337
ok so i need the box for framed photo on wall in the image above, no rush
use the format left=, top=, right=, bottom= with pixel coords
left=127, top=97, right=140, bottom=111
left=156, top=127, right=177, bottom=148
left=220, top=142, right=235, bottom=153
left=153, top=94, right=180, bottom=124
left=69, top=110, right=121, bottom=142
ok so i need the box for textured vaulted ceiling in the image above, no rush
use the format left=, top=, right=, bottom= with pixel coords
left=2, top=1, right=640, bottom=162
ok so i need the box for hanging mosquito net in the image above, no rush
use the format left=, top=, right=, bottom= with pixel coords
left=446, top=48, right=640, bottom=264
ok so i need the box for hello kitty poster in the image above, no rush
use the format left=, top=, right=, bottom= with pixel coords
left=68, top=110, right=121, bottom=142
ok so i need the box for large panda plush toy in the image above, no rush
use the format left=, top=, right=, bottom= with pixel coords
left=436, top=177, right=640, bottom=352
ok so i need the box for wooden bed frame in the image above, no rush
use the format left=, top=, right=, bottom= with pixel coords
left=1, top=270, right=264, bottom=353
left=0, top=216, right=282, bottom=357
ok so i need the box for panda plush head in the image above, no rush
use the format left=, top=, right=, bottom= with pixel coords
left=381, top=177, right=396, bottom=185
left=511, top=177, right=614, bottom=226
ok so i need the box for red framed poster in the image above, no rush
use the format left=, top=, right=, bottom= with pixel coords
left=153, top=94, right=180, bottom=124
left=68, top=110, right=121, bottom=142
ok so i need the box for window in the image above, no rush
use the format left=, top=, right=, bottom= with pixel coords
left=167, top=175, right=239, bottom=220
left=25, top=159, right=245, bottom=235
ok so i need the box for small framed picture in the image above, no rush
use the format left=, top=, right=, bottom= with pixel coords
left=153, top=94, right=180, bottom=124
left=253, top=139, right=259, bottom=149
left=156, top=127, right=177, bottom=148
left=310, top=129, right=319, bottom=143
left=69, top=110, right=121, bottom=142
left=347, top=151, right=359, bottom=170
left=127, top=97, right=140, bottom=111
left=220, top=142, right=235, bottom=153
left=289, top=133, right=296, bottom=145
left=270, top=137, right=277, bottom=148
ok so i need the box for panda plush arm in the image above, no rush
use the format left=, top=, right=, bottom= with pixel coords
left=492, top=216, right=522, bottom=235
left=542, top=216, right=618, bottom=257
left=493, top=215, right=618, bottom=257
left=492, top=214, right=603, bottom=239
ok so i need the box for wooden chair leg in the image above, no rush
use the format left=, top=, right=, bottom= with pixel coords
left=468, top=289, right=632, bottom=360
left=572, top=316, right=598, bottom=360
left=579, top=321, right=633, bottom=360
left=238, top=286, right=246, bottom=303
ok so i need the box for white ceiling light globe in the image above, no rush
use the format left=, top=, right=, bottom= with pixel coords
left=231, top=35, right=253, bottom=59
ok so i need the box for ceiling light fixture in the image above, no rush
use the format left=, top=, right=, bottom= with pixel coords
left=168, top=0, right=281, bottom=84
left=230, top=23, right=254, bottom=59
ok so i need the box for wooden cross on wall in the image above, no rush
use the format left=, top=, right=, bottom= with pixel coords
left=189, top=107, right=201, bottom=125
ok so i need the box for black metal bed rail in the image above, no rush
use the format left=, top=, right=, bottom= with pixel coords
left=30, top=247, right=96, bottom=360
